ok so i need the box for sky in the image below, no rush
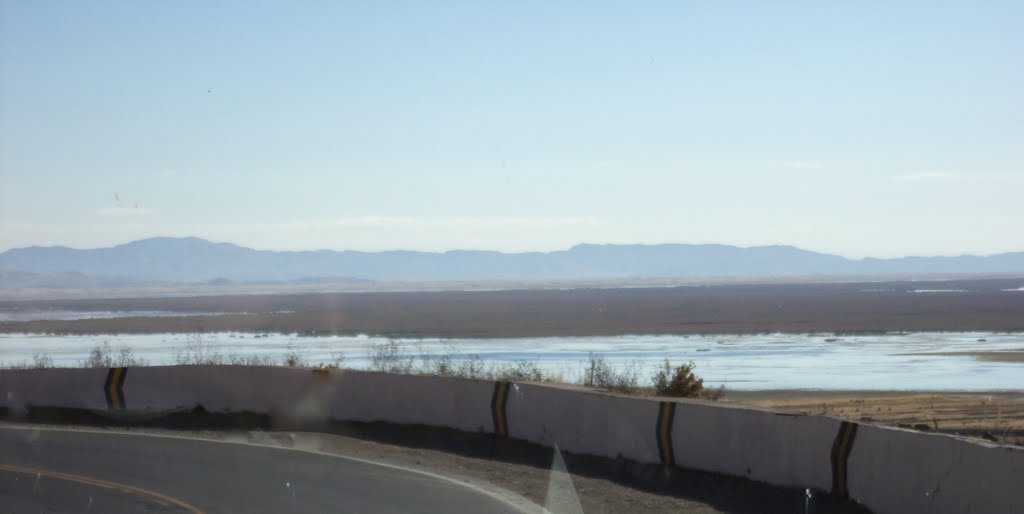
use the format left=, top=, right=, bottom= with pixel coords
left=1, top=1, right=1021, bottom=258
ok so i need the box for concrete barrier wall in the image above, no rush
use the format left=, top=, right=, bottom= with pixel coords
left=671, top=401, right=841, bottom=492
left=125, top=366, right=325, bottom=415
left=0, top=366, right=494, bottom=431
left=1, top=368, right=110, bottom=411
left=2, top=366, right=1022, bottom=513
left=847, top=423, right=1024, bottom=514
left=0, top=366, right=333, bottom=422
left=504, top=383, right=662, bottom=463
left=328, top=370, right=494, bottom=433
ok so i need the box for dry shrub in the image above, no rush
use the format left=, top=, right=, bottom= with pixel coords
left=652, top=359, right=724, bottom=400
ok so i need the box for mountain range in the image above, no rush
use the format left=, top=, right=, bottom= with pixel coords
left=1, top=237, right=1023, bottom=287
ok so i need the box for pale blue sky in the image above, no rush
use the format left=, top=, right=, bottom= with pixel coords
left=1, top=1, right=1021, bottom=257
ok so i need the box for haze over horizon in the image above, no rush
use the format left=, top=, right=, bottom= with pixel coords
left=5, top=235, right=1024, bottom=261
left=2, top=2, right=1022, bottom=258
left=3, top=236, right=1024, bottom=287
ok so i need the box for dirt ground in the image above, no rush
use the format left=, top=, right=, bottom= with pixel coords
left=2, top=277, right=1023, bottom=336
left=726, top=390, right=1024, bottom=446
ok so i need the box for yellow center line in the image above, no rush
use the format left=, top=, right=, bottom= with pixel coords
left=0, top=463, right=205, bottom=514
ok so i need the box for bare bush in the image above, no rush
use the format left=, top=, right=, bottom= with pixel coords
left=362, top=340, right=557, bottom=383
left=419, top=343, right=459, bottom=376
left=226, top=353, right=275, bottom=366
left=491, top=360, right=548, bottom=382
left=31, top=352, right=55, bottom=369
left=436, top=346, right=455, bottom=375
left=282, top=344, right=306, bottom=367
left=581, top=353, right=641, bottom=393
left=455, top=355, right=487, bottom=379
left=314, top=351, right=346, bottom=369
left=82, top=341, right=148, bottom=368
left=582, top=353, right=614, bottom=388
left=368, top=339, right=414, bottom=374
left=174, top=335, right=224, bottom=365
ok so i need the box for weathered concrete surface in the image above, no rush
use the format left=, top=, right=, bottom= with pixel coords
left=329, top=370, right=495, bottom=433
left=847, top=423, right=1024, bottom=513
left=1, top=368, right=108, bottom=411
left=671, top=402, right=840, bottom=492
left=505, top=383, right=661, bottom=463
left=124, top=365, right=321, bottom=414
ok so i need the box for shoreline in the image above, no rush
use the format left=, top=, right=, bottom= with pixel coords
left=3, top=321, right=1024, bottom=339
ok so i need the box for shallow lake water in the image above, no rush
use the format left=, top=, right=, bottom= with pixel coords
left=2, top=331, right=1022, bottom=391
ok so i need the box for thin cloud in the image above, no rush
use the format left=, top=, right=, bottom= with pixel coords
left=782, top=160, right=826, bottom=170
left=890, top=171, right=956, bottom=182
left=890, top=171, right=1024, bottom=182
left=97, top=206, right=154, bottom=216
left=988, top=171, right=1024, bottom=179
left=186, top=216, right=604, bottom=252
left=300, top=216, right=598, bottom=230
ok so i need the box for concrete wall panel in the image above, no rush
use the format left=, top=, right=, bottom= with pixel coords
left=506, top=383, right=584, bottom=452
left=847, top=424, right=1024, bottom=514
left=0, top=368, right=108, bottom=411
left=124, top=366, right=320, bottom=414
left=671, top=402, right=839, bottom=492
left=505, top=383, right=660, bottom=463
left=329, top=371, right=494, bottom=433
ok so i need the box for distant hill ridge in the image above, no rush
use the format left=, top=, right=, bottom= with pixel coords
left=1, top=237, right=1023, bottom=284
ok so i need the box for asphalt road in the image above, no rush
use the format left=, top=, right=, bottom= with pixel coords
left=0, top=426, right=527, bottom=513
